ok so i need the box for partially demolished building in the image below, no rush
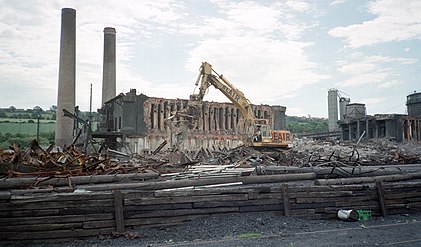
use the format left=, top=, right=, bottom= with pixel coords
left=98, top=89, right=287, bottom=153
left=338, top=92, right=421, bottom=142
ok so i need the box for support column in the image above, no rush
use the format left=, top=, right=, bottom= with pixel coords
left=159, top=102, right=164, bottom=131
left=209, top=107, right=215, bottom=131
left=365, top=120, right=370, bottom=139
left=356, top=121, right=361, bottom=139
left=55, top=8, right=76, bottom=148
left=348, top=124, right=352, bottom=140
left=374, top=121, right=379, bottom=139
left=203, top=106, right=209, bottom=131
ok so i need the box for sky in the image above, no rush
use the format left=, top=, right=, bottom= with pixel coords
left=0, top=0, right=420, bottom=117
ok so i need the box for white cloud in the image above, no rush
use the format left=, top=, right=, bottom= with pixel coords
left=377, top=80, right=403, bottom=89
left=359, top=97, right=386, bottom=105
left=329, top=0, right=421, bottom=47
left=285, top=0, right=310, bottom=12
left=185, top=36, right=328, bottom=105
left=330, top=0, right=347, bottom=6
left=336, top=54, right=417, bottom=88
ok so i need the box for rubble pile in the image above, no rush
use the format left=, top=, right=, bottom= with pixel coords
left=0, top=140, right=155, bottom=178
left=292, top=138, right=421, bottom=167
left=1, top=138, right=419, bottom=181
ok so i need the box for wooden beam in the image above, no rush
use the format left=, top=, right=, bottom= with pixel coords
left=376, top=181, right=388, bottom=217
left=282, top=184, right=291, bottom=217
left=113, top=190, right=125, bottom=233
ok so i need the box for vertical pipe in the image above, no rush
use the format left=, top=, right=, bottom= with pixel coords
left=55, top=8, right=76, bottom=148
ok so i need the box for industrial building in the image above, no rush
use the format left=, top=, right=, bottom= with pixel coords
left=328, top=89, right=421, bottom=142
left=98, top=89, right=287, bottom=153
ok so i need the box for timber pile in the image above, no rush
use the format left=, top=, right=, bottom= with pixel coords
left=1, top=177, right=421, bottom=242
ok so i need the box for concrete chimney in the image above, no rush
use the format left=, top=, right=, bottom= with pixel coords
left=102, top=27, right=116, bottom=105
left=55, top=8, right=76, bottom=148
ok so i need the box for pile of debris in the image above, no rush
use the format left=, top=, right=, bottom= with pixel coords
left=1, top=138, right=419, bottom=183
left=0, top=140, right=156, bottom=178
left=292, top=138, right=421, bottom=167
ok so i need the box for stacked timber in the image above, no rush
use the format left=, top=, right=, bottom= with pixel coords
left=1, top=175, right=421, bottom=242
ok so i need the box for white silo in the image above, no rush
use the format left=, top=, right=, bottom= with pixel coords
left=328, top=89, right=339, bottom=131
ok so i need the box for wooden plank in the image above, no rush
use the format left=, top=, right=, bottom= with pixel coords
left=0, top=172, right=159, bottom=189
left=240, top=204, right=283, bottom=212
left=125, top=207, right=239, bottom=219
left=376, top=181, right=388, bottom=217
left=1, top=222, right=82, bottom=232
left=315, top=172, right=421, bottom=186
left=4, top=227, right=115, bottom=240
left=0, top=213, right=114, bottom=226
left=83, top=220, right=115, bottom=229
left=1, top=199, right=114, bottom=211
left=296, top=195, right=377, bottom=204
left=0, top=209, right=60, bottom=218
left=125, top=215, right=202, bottom=227
left=290, top=208, right=316, bottom=216
left=125, top=203, right=193, bottom=212
left=384, top=191, right=421, bottom=200
left=288, top=184, right=374, bottom=193
left=193, top=199, right=282, bottom=208
left=254, top=193, right=283, bottom=200
left=292, top=202, right=335, bottom=209
left=289, top=190, right=371, bottom=198
left=335, top=200, right=379, bottom=207
left=125, top=193, right=248, bottom=206
left=0, top=191, right=11, bottom=200
left=282, top=184, right=291, bottom=217
left=113, top=190, right=125, bottom=233
left=10, top=192, right=114, bottom=202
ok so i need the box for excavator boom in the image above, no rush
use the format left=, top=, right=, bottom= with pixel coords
left=189, top=62, right=292, bottom=148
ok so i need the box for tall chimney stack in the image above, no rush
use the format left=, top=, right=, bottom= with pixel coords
left=102, top=27, right=116, bottom=105
left=55, top=8, right=76, bottom=148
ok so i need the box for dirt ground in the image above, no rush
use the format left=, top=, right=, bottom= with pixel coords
left=28, top=211, right=421, bottom=247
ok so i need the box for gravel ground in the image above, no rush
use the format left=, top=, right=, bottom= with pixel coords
left=28, top=211, right=421, bottom=247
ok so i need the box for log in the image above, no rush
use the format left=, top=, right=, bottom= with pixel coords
left=257, top=165, right=421, bottom=178
left=0, top=171, right=159, bottom=189
left=76, top=173, right=317, bottom=191
left=314, top=172, right=421, bottom=186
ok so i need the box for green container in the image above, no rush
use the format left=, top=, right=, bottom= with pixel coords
left=357, top=210, right=372, bottom=220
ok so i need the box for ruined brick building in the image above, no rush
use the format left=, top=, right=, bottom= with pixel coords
left=98, top=89, right=287, bottom=153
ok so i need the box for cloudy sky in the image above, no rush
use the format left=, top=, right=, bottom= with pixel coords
left=0, top=0, right=420, bottom=117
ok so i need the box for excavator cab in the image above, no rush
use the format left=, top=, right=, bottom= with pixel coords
left=251, top=120, right=292, bottom=148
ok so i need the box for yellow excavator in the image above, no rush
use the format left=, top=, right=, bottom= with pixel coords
left=184, top=62, right=293, bottom=149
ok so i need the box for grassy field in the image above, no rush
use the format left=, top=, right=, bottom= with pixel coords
left=0, top=122, right=55, bottom=135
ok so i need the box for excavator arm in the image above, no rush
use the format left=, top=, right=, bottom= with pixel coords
left=190, top=62, right=255, bottom=123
